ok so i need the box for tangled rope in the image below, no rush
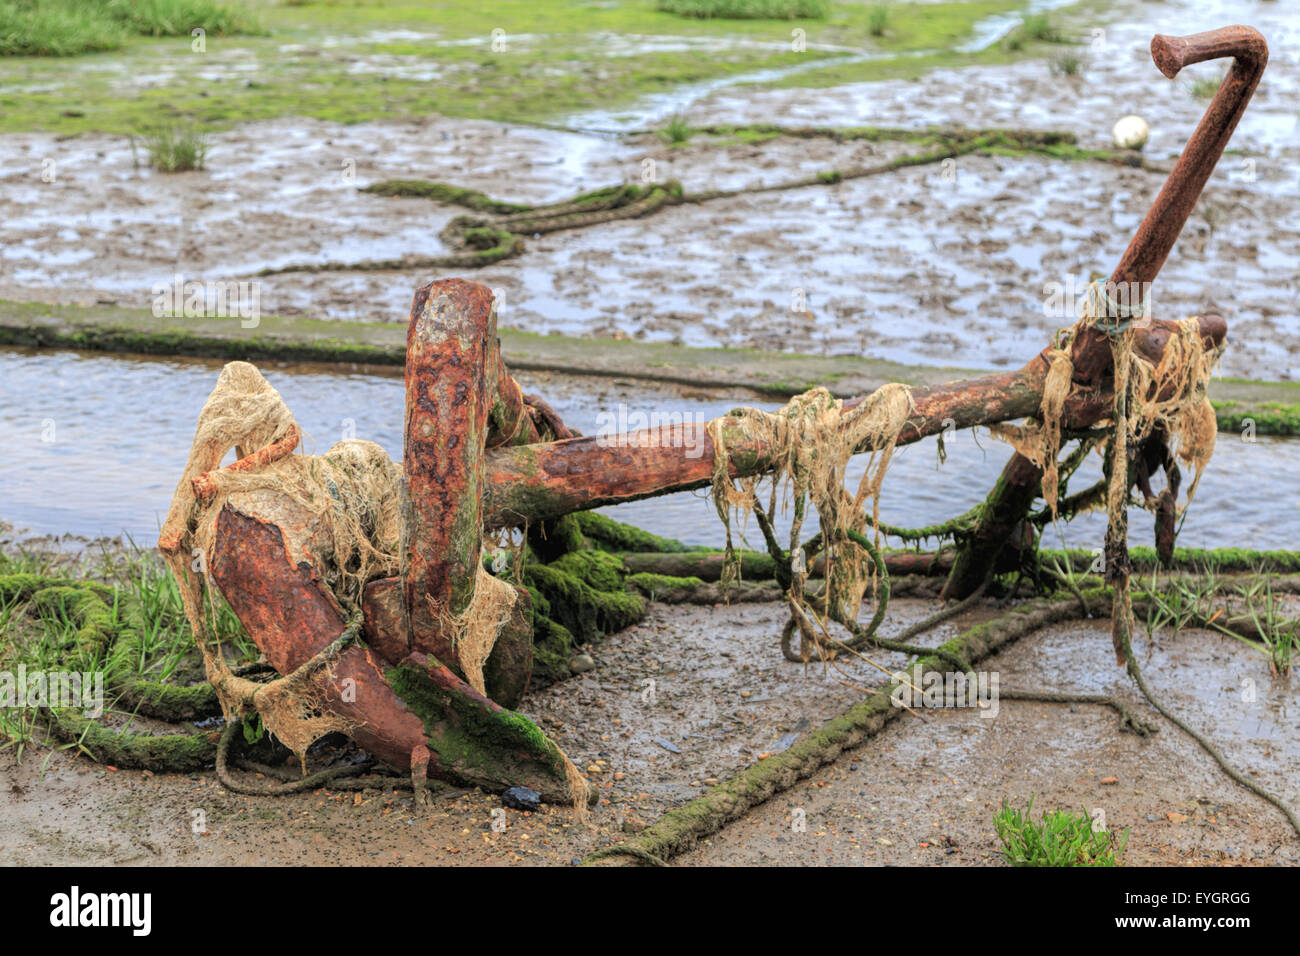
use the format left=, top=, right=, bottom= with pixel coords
left=708, top=384, right=914, bottom=664
left=258, top=125, right=1145, bottom=277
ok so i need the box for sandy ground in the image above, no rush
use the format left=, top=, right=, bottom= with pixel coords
left=2, top=0, right=1297, bottom=378
left=3, top=596, right=1295, bottom=867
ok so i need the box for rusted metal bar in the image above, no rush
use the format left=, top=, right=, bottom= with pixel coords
left=402, top=280, right=496, bottom=662
left=209, top=503, right=430, bottom=772
left=1122, top=26, right=1267, bottom=286
left=948, top=25, right=1263, bottom=598
left=481, top=315, right=1223, bottom=528
left=209, top=501, right=572, bottom=799
left=178, top=28, right=1262, bottom=802
left=1072, top=25, right=1266, bottom=384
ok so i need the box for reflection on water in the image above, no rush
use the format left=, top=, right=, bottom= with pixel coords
left=1, top=347, right=1296, bottom=554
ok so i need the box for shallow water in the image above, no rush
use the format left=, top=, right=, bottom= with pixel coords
left=564, top=0, right=1081, bottom=131
left=1, top=347, right=1295, bottom=554
left=4, top=0, right=1298, bottom=379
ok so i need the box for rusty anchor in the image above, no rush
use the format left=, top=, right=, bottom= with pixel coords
left=161, top=26, right=1263, bottom=804
left=944, top=24, right=1267, bottom=598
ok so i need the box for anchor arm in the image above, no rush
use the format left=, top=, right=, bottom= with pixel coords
left=1074, top=25, right=1266, bottom=382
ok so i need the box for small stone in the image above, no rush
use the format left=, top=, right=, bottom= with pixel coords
left=1166, top=811, right=1187, bottom=824
left=570, top=653, right=596, bottom=674
left=1100, top=776, right=1118, bottom=785
left=703, top=777, right=719, bottom=786
left=1111, top=114, right=1150, bottom=151
left=502, top=786, right=542, bottom=812
left=613, top=771, right=625, bottom=780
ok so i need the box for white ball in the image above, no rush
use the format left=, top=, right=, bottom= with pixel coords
left=1112, top=115, right=1149, bottom=150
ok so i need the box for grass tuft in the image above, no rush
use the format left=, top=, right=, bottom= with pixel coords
left=659, top=113, right=692, bottom=144
left=139, top=124, right=209, bottom=172
left=1049, top=51, right=1084, bottom=78
left=995, top=796, right=1128, bottom=866
left=0, top=0, right=260, bottom=57
left=867, top=5, right=888, bottom=37
left=0, top=1, right=128, bottom=56
left=1003, top=13, right=1066, bottom=51
left=656, top=0, right=830, bottom=20
left=1190, top=72, right=1225, bottom=100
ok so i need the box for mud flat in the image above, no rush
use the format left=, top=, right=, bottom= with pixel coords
left=4, top=116, right=1297, bottom=380
left=3, top=597, right=1294, bottom=867
left=3, top=0, right=1299, bottom=380
left=675, top=614, right=1300, bottom=866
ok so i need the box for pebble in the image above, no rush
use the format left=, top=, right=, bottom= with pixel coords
left=501, top=786, right=542, bottom=812
left=570, top=654, right=596, bottom=674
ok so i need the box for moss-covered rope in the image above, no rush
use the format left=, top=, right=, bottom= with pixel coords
left=261, top=124, right=1164, bottom=277
left=583, top=577, right=1300, bottom=866
left=1, top=573, right=231, bottom=771
left=576, top=511, right=703, bottom=554
left=44, top=707, right=220, bottom=773
left=262, top=182, right=681, bottom=275
left=584, top=592, right=1088, bottom=865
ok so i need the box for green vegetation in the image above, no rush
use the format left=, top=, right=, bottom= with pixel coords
left=995, top=797, right=1127, bottom=866
left=0, top=544, right=249, bottom=767
left=0, top=0, right=1071, bottom=136
left=1190, top=72, right=1225, bottom=100
left=0, top=1, right=126, bottom=56
left=1234, top=576, right=1298, bottom=677
left=657, top=0, right=830, bottom=19
left=660, top=113, right=693, bottom=145
left=0, top=0, right=259, bottom=56
left=1141, top=569, right=1299, bottom=677
left=867, top=5, right=889, bottom=37
left=105, top=0, right=256, bottom=37
left=139, top=123, right=209, bottom=172
left=1003, top=12, right=1066, bottom=50
left=1049, top=50, right=1083, bottom=77
left=1212, top=400, right=1300, bottom=437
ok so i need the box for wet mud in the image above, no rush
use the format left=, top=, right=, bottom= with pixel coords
left=3, top=598, right=1294, bottom=866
